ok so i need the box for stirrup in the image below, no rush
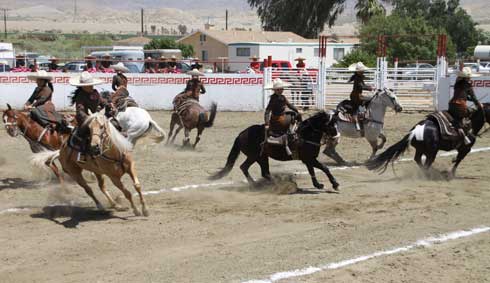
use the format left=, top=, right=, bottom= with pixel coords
left=77, top=152, right=86, bottom=163
left=285, top=146, right=293, bottom=156
left=464, top=136, right=471, bottom=145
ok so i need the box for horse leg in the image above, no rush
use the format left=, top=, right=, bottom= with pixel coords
left=47, top=161, right=64, bottom=184
left=71, top=171, right=104, bottom=211
left=367, top=138, right=379, bottom=160
left=304, top=161, right=324, bottom=189
left=322, top=138, right=348, bottom=165
left=109, top=176, right=142, bottom=217
left=167, top=114, right=177, bottom=145
left=172, top=125, right=183, bottom=143
left=449, top=146, right=471, bottom=179
left=193, top=127, right=204, bottom=149
left=183, top=128, right=191, bottom=147
left=240, top=157, right=257, bottom=186
left=257, top=157, right=272, bottom=181
left=378, top=133, right=387, bottom=150
left=127, top=162, right=149, bottom=217
left=311, top=159, right=339, bottom=190
left=94, top=173, right=124, bottom=211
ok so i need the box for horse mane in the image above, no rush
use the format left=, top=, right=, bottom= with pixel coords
left=83, top=112, right=133, bottom=153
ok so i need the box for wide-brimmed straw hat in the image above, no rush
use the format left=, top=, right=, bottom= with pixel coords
left=110, top=62, right=129, bottom=73
left=170, top=55, right=177, bottom=61
left=457, top=67, right=481, bottom=78
left=294, top=57, right=306, bottom=61
left=27, top=70, right=53, bottom=81
left=348, top=62, right=369, bottom=72
left=69, top=71, right=104, bottom=87
left=264, top=78, right=291, bottom=90
left=187, top=69, right=205, bottom=76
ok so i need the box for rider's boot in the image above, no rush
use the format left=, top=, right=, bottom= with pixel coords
left=77, top=152, right=87, bottom=163
left=459, top=128, right=472, bottom=145
left=354, top=115, right=361, bottom=131
left=283, top=135, right=293, bottom=156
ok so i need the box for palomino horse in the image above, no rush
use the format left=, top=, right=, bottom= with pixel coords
left=366, top=106, right=486, bottom=179
left=3, top=104, right=72, bottom=182
left=323, top=88, right=403, bottom=165
left=168, top=81, right=217, bottom=148
left=32, top=110, right=148, bottom=216
left=210, top=111, right=340, bottom=190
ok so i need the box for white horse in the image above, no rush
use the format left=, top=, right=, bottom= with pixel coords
left=115, top=107, right=166, bottom=145
left=323, top=88, right=403, bottom=165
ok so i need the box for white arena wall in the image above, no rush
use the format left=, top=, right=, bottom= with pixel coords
left=0, top=73, right=265, bottom=111
left=437, top=76, right=490, bottom=110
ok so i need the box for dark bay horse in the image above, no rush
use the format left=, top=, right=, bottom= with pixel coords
left=167, top=80, right=217, bottom=148
left=3, top=104, right=73, bottom=182
left=210, top=111, right=340, bottom=190
left=366, top=107, right=486, bottom=178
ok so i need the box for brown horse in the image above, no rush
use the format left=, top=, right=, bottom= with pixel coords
left=2, top=104, right=72, bottom=182
left=168, top=82, right=217, bottom=148
left=31, top=110, right=148, bottom=216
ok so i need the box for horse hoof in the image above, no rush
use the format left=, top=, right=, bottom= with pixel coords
left=314, top=183, right=324, bottom=190
left=133, top=209, right=142, bottom=217
left=96, top=204, right=105, bottom=211
left=332, top=182, right=340, bottom=191
left=113, top=205, right=128, bottom=212
left=142, top=208, right=150, bottom=217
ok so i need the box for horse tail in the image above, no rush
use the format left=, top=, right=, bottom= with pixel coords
left=30, top=150, right=60, bottom=171
left=203, top=102, right=217, bottom=128
left=148, top=119, right=167, bottom=143
left=209, top=136, right=241, bottom=180
left=365, top=133, right=411, bottom=173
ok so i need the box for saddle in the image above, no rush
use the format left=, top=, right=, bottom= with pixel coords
left=265, top=112, right=300, bottom=158
left=335, top=100, right=369, bottom=123
left=427, top=111, right=464, bottom=141
left=113, top=96, right=138, bottom=113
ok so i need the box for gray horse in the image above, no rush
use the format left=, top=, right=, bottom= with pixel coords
left=324, top=88, right=403, bottom=165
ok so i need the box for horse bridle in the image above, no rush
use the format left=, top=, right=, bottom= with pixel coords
left=3, top=112, right=28, bottom=137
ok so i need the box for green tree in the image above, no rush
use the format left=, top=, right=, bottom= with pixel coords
left=358, top=15, right=456, bottom=62
left=392, top=0, right=482, bottom=54
left=247, top=0, right=346, bottom=38
left=334, top=49, right=377, bottom=67
left=355, top=0, right=386, bottom=24
left=144, top=38, right=194, bottom=57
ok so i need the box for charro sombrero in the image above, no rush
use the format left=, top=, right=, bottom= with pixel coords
left=27, top=70, right=53, bottom=81
left=187, top=69, right=205, bottom=76
left=69, top=71, right=104, bottom=87
left=110, top=62, right=129, bottom=73
left=348, top=62, right=369, bottom=72
left=264, top=78, right=291, bottom=90
left=457, top=67, right=481, bottom=78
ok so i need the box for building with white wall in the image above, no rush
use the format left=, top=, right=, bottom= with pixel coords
left=228, top=41, right=357, bottom=71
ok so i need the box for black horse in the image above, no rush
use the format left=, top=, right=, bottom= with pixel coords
left=366, top=107, right=486, bottom=178
left=210, top=111, right=340, bottom=190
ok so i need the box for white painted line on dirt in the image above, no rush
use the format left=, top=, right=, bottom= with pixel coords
left=141, top=181, right=235, bottom=196
left=243, top=226, right=490, bottom=283
left=294, top=146, right=490, bottom=175
left=2, top=148, right=490, bottom=215
left=0, top=208, right=32, bottom=215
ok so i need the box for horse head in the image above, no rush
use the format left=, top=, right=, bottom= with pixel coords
left=84, top=110, right=133, bottom=156
left=372, top=88, right=403, bottom=113
left=3, top=104, right=20, bottom=137
left=304, top=111, right=338, bottom=138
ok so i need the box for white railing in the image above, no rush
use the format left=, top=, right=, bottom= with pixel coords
left=264, top=68, right=319, bottom=109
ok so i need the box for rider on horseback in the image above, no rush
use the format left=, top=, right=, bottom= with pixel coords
left=264, top=78, right=301, bottom=156
left=184, top=69, right=206, bottom=99
left=24, top=70, right=68, bottom=133
left=69, top=72, right=107, bottom=162
left=109, top=62, right=138, bottom=114
left=449, top=67, right=483, bottom=145
left=348, top=62, right=374, bottom=131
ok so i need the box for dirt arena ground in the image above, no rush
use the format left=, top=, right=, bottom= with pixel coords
left=1, top=111, right=489, bottom=283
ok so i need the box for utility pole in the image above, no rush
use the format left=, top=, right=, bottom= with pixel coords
left=225, top=10, right=228, bottom=31
left=73, top=0, right=77, bottom=22
left=141, top=8, right=144, bottom=35
left=1, top=8, right=7, bottom=39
